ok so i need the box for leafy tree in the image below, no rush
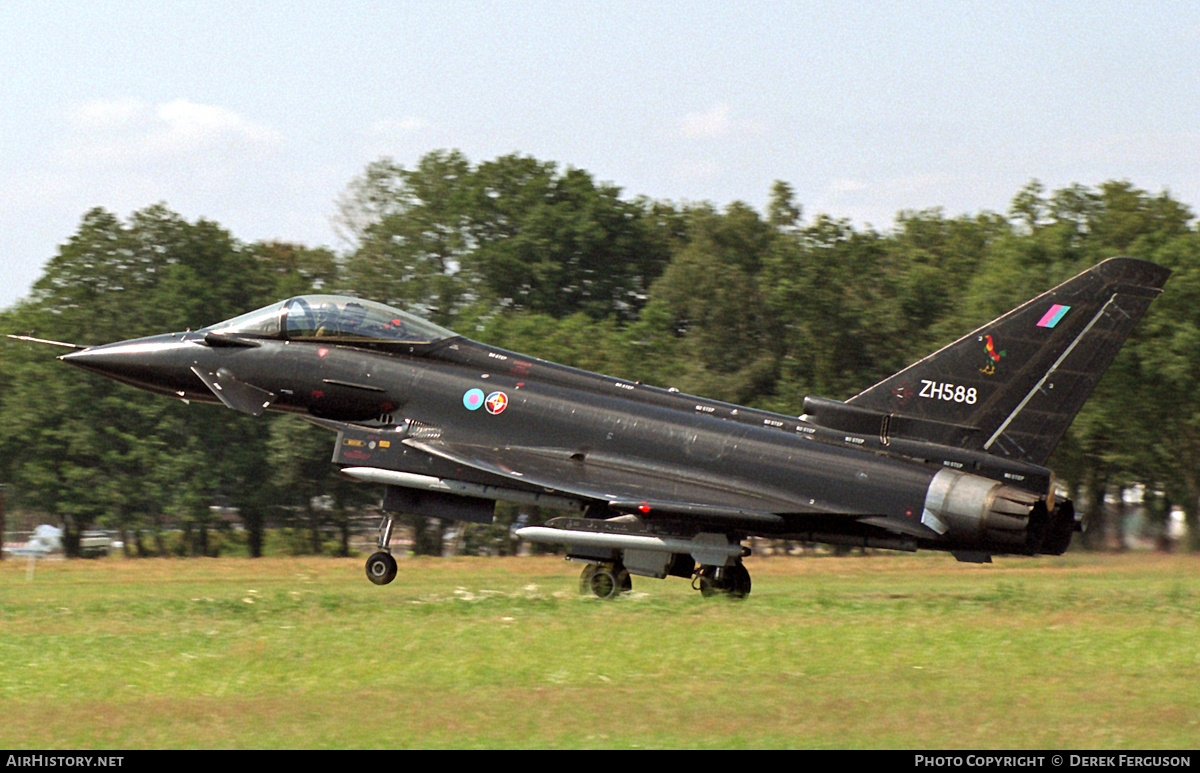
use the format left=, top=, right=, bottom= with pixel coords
left=468, top=156, right=670, bottom=320
left=636, top=203, right=780, bottom=404
left=1125, top=233, right=1200, bottom=549
left=0, top=206, right=330, bottom=555
left=337, top=151, right=672, bottom=326
left=265, top=415, right=368, bottom=556
left=756, top=213, right=896, bottom=406
left=337, top=152, right=476, bottom=326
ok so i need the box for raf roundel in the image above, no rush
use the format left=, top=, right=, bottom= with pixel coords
left=462, top=388, right=485, bottom=411
left=485, top=391, right=509, bottom=415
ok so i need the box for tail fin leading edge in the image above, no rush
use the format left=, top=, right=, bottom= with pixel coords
left=846, top=257, right=1170, bottom=466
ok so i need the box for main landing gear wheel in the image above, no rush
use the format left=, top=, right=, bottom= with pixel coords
left=695, top=562, right=751, bottom=599
left=579, top=562, right=632, bottom=599
left=365, top=551, right=398, bottom=586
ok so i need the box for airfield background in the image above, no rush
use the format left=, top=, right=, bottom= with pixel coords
left=2, top=156, right=1197, bottom=559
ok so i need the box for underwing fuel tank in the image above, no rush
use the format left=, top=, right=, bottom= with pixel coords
left=515, top=524, right=746, bottom=568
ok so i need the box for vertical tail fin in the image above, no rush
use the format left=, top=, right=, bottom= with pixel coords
left=846, top=257, right=1170, bottom=465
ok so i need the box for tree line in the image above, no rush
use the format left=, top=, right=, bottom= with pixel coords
left=2, top=150, right=1198, bottom=556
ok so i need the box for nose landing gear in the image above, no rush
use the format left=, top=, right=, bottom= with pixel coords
left=365, top=515, right=398, bottom=586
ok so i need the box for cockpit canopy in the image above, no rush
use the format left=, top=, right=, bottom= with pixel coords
left=202, top=295, right=456, bottom=346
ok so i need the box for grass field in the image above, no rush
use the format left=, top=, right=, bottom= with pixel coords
left=1, top=550, right=1197, bottom=749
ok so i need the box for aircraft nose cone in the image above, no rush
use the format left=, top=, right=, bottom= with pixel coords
left=61, top=339, right=163, bottom=372
left=60, top=335, right=195, bottom=391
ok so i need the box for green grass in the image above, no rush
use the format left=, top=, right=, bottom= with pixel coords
left=1, top=551, right=1198, bottom=749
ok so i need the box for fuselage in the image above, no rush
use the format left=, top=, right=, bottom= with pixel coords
left=46, top=259, right=1172, bottom=592
left=62, top=322, right=1057, bottom=554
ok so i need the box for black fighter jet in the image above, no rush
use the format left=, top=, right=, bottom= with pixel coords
left=18, top=257, right=1169, bottom=598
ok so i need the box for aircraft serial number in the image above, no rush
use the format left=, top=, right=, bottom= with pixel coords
left=919, top=380, right=977, bottom=404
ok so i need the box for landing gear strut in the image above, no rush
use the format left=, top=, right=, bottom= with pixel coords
left=695, top=562, right=752, bottom=599
left=579, top=562, right=632, bottom=599
left=365, top=515, right=398, bottom=586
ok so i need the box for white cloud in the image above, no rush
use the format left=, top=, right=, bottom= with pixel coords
left=1065, top=130, right=1200, bottom=170
left=155, top=99, right=281, bottom=150
left=826, top=178, right=867, bottom=195
left=679, top=102, right=733, bottom=139
left=368, top=116, right=432, bottom=136
left=675, top=102, right=768, bottom=144
left=672, top=158, right=723, bottom=182
left=62, top=98, right=282, bottom=167
left=809, top=173, right=961, bottom=229
left=69, top=97, right=145, bottom=128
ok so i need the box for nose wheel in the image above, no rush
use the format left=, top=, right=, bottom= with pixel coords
left=365, top=551, right=398, bottom=585
left=365, top=515, right=398, bottom=586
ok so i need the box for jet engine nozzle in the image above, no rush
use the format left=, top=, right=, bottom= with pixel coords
left=921, top=469, right=1051, bottom=555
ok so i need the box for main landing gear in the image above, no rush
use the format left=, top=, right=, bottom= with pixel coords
left=579, top=562, right=633, bottom=599
left=365, top=515, right=398, bottom=586
left=577, top=559, right=752, bottom=600
left=694, top=562, right=752, bottom=599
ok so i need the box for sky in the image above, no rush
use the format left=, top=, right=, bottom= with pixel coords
left=3, top=0, right=1199, bottom=311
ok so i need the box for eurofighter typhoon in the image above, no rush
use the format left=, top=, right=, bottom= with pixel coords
left=14, top=257, right=1169, bottom=598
